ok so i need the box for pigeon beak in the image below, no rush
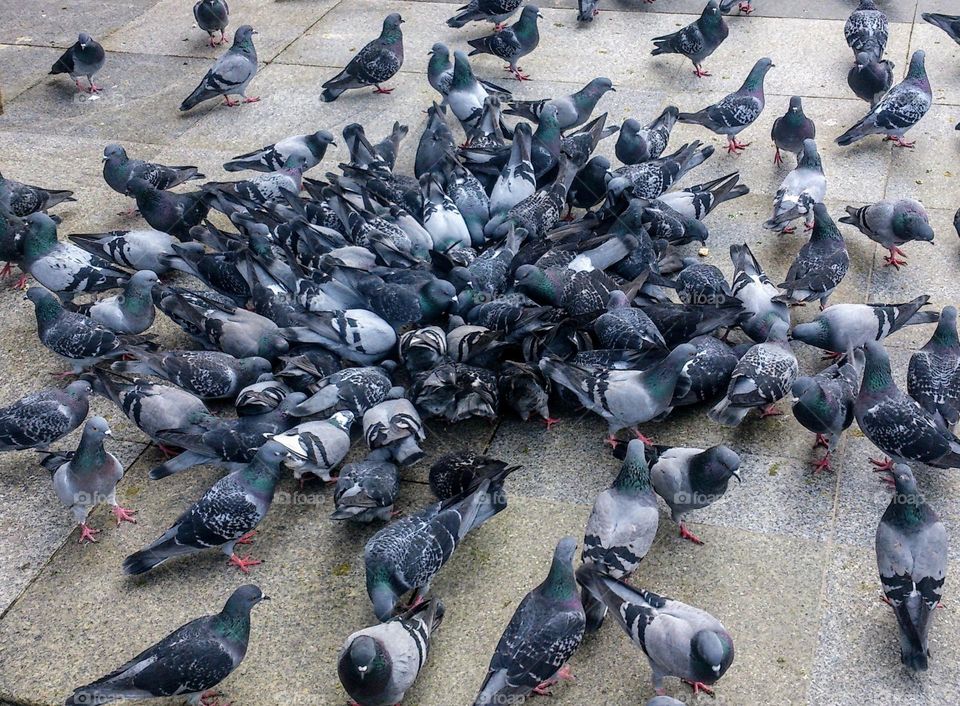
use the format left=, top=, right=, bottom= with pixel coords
left=260, top=595, right=271, bottom=602
left=732, top=469, right=742, bottom=484
left=537, top=11, right=544, bottom=17
left=610, top=87, right=617, bottom=92
left=104, top=429, right=113, bottom=437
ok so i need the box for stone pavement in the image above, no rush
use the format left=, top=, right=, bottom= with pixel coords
left=1, top=0, right=960, bottom=704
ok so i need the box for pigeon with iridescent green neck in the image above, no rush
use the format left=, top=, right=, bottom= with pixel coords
left=839, top=198, right=934, bottom=269
left=321, top=14, right=404, bottom=101
left=908, top=306, right=960, bottom=428
left=69, top=269, right=158, bottom=334
left=102, top=144, right=204, bottom=196
left=775, top=202, right=849, bottom=309
left=180, top=25, right=259, bottom=110
left=848, top=51, right=894, bottom=107
left=504, top=77, right=615, bottom=130
left=770, top=96, right=816, bottom=166
left=0, top=380, right=91, bottom=452
left=467, top=5, right=542, bottom=82
left=651, top=0, right=729, bottom=78
left=66, top=585, right=267, bottom=706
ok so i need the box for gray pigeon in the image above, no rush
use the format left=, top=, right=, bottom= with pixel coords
left=447, top=0, right=522, bottom=29
left=580, top=439, right=659, bottom=632
left=445, top=50, right=511, bottom=132
left=791, top=349, right=864, bottom=473
left=467, top=5, right=542, bottom=81
left=271, top=410, right=354, bottom=482
left=593, top=290, right=666, bottom=352
left=122, top=178, right=210, bottom=241
left=763, top=138, right=826, bottom=233
left=651, top=0, right=729, bottom=77
left=490, top=122, right=536, bottom=215
left=770, top=96, right=816, bottom=166
left=42, top=416, right=131, bottom=544
left=575, top=565, right=734, bottom=697
left=848, top=51, right=894, bottom=107
left=102, top=144, right=204, bottom=197
left=775, top=202, right=849, bottom=308
left=845, top=0, right=888, bottom=61
left=474, top=537, right=585, bottom=704
left=112, top=350, right=272, bottom=400
left=836, top=50, right=931, bottom=148
left=280, top=308, right=396, bottom=365
left=321, top=14, right=404, bottom=101
left=615, top=106, right=679, bottom=165
left=504, top=77, right=615, bottom=130
left=923, top=12, right=960, bottom=45
left=292, top=366, right=396, bottom=419
left=855, top=340, right=960, bottom=470
left=875, top=464, right=948, bottom=671
left=0, top=380, right=91, bottom=452
left=678, top=57, right=774, bottom=153
left=656, top=171, right=748, bottom=221
left=647, top=444, right=741, bottom=544
left=180, top=25, right=259, bottom=110
left=123, top=440, right=292, bottom=574
left=362, top=398, right=425, bottom=467
left=66, top=584, right=267, bottom=706
left=0, top=172, right=75, bottom=218
left=610, top=141, right=715, bottom=200
left=338, top=598, right=445, bottom=706
left=839, top=198, right=934, bottom=269
left=332, top=448, right=400, bottom=523
left=69, top=269, right=158, bottom=334
left=194, top=0, right=230, bottom=46
left=719, top=0, right=753, bottom=13
left=235, top=378, right=290, bottom=417
left=224, top=130, right=336, bottom=173
left=49, top=32, right=105, bottom=93
left=908, top=306, right=960, bottom=428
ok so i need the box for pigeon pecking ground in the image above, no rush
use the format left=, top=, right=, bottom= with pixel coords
left=0, top=1, right=960, bottom=705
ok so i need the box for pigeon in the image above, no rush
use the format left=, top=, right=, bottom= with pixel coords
left=362, top=398, right=425, bottom=467
left=41, top=416, right=132, bottom=544
left=474, top=537, right=585, bottom=705
left=651, top=0, right=729, bottom=78
left=413, top=361, right=499, bottom=422
left=281, top=308, right=397, bottom=365
left=791, top=348, right=864, bottom=473
left=499, top=359, right=554, bottom=425
left=719, top=0, right=753, bottom=14
left=235, top=378, right=291, bottom=416
left=839, top=198, right=934, bottom=269
left=68, top=269, right=159, bottom=334
left=647, top=444, right=741, bottom=544
left=610, top=141, right=715, bottom=199
left=444, top=50, right=512, bottom=131
left=770, top=96, right=816, bottom=166
left=836, top=50, right=931, bottom=148
left=490, top=122, right=536, bottom=215
left=293, top=365, right=397, bottom=419
left=0, top=172, right=75, bottom=217
left=575, top=565, right=735, bottom=696
left=0, top=379, right=91, bottom=452
left=672, top=265, right=732, bottom=306
left=467, top=5, right=542, bottom=82
left=504, top=77, right=615, bottom=131
left=102, top=144, right=204, bottom=197
left=202, top=156, right=306, bottom=213
left=709, top=331, right=798, bottom=426
left=421, top=174, right=471, bottom=253
left=272, top=410, right=354, bottom=482
left=365, top=468, right=516, bottom=620
left=922, top=12, right=960, bottom=46
left=338, top=598, right=445, bottom=706
left=672, top=335, right=741, bottom=407
left=875, top=464, right=948, bottom=671
left=593, top=290, right=666, bottom=352
left=321, top=14, right=404, bottom=101
left=656, top=171, right=748, bottom=221
left=845, top=0, right=888, bottom=61
left=615, top=107, right=680, bottom=165
left=908, top=306, right=960, bottom=428
left=180, top=25, right=259, bottom=110
left=65, top=584, right=268, bottom=706
left=223, top=131, right=336, bottom=173
left=112, top=350, right=272, bottom=400
left=678, top=57, right=774, bottom=153
left=580, top=439, right=659, bottom=632
left=332, top=449, right=400, bottom=523
left=447, top=0, right=522, bottom=29
left=125, top=178, right=210, bottom=241
left=577, top=0, right=601, bottom=22
left=49, top=32, right=105, bottom=93
left=567, top=156, right=611, bottom=216
left=428, top=451, right=516, bottom=500
left=775, top=202, right=849, bottom=308
left=123, top=440, right=291, bottom=574
left=763, top=138, right=826, bottom=234
left=790, top=296, right=938, bottom=355
left=194, top=0, right=230, bottom=46
left=540, top=343, right=697, bottom=443
left=848, top=51, right=895, bottom=107
left=855, top=340, right=960, bottom=470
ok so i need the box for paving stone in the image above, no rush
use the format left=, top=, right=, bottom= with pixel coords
left=0, top=44, right=67, bottom=102
left=0, top=0, right=162, bottom=48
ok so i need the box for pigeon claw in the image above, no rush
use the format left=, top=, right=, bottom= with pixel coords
left=726, top=137, right=751, bottom=153
left=78, top=523, right=101, bottom=544
left=372, top=85, right=395, bottom=94
left=235, top=530, right=257, bottom=546
left=242, top=96, right=261, bottom=103
left=111, top=505, right=137, bottom=526
left=683, top=680, right=716, bottom=696
left=494, top=21, right=507, bottom=30
left=632, top=429, right=654, bottom=446
left=604, top=434, right=622, bottom=449
left=679, top=522, right=705, bottom=545
left=542, top=416, right=561, bottom=431
left=228, top=553, right=263, bottom=574
left=693, top=65, right=712, bottom=78
left=223, top=97, right=240, bottom=107
left=812, top=453, right=833, bottom=475
left=869, top=456, right=895, bottom=472
left=738, top=1, right=753, bottom=13
left=773, top=147, right=783, bottom=165
left=883, top=135, right=915, bottom=149
left=883, top=248, right=908, bottom=269
left=508, top=66, right=531, bottom=81
left=12, top=273, right=30, bottom=290
left=813, top=434, right=830, bottom=449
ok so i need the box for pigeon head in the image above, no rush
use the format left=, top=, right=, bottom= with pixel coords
left=241, top=356, right=274, bottom=377
left=613, top=439, right=652, bottom=493
left=74, top=416, right=111, bottom=469
left=519, top=4, right=544, bottom=23
left=420, top=279, right=458, bottom=320
left=22, top=212, right=59, bottom=257
left=339, top=635, right=391, bottom=694
left=253, top=439, right=293, bottom=470
left=861, top=341, right=894, bottom=394
left=452, top=50, right=476, bottom=87
left=309, top=130, right=337, bottom=151
left=810, top=202, right=842, bottom=241
left=931, top=306, right=959, bottom=348
left=232, top=25, right=257, bottom=49
left=690, top=445, right=742, bottom=491
left=889, top=463, right=921, bottom=498
left=854, top=51, right=876, bottom=70
left=585, top=76, right=615, bottom=97
left=128, top=269, right=159, bottom=292
left=742, top=57, right=775, bottom=92
left=366, top=565, right=400, bottom=620
left=82, top=416, right=112, bottom=441
left=892, top=201, right=933, bottom=243
left=214, top=585, right=268, bottom=642
left=540, top=536, right=579, bottom=600
left=702, top=0, right=723, bottom=21
left=102, top=143, right=127, bottom=162
left=66, top=379, right=93, bottom=399
left=224, top=584, right=269, bottom=612
left=25, top=286, right=60, bottom=316
left=798, top=138, right=821, bottom=169
left=259, top=333, right=290, bottom=358
left=788, top=96, right=803, bottom=113
left=791, top=375, right=821, bottom=404
left=78, top=32, right=94, bottom=48
left=789, top=319, right=828, bottom=348
left=429, top=42, right=449, bottom=58
left=536, top=103, right=561, bottom=135
left=513, top=265, right=558, bottom=305
left=621, top=117, right=641, bottom=136
left=906, top=50, right=927, bottom=82
left=692, top=629, right=734, bottom=683
left=381, top=13, right=404, bottom=42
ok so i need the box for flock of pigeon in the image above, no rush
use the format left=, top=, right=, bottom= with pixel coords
left=1, top=0, right=960, bottom=704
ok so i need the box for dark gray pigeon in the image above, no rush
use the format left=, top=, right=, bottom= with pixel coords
left=69, top=269, right=158, bottom=334
left=123, top=440, right=291, bottom=574
left=194, top=0, right=230, bottom=46
left=845, top=0, right=888, bottom=61
left=504, top=77, right=615, bottom=130
left=923, top=12, right=960, bottom=45
left=593, top=290, right=666, bottom=352
left=651, top=0, right=729, bottom=77
left=474, top=537, right=585, bottom=704
left=575, top=565, right=734, bottom=697
left=428, top=451, right=516, bottom=500
left=610, top=141, right=715, bottom=199
left=615, top=106, right=679, bottom=165
left=855, top=340, right=960, bottom=470
left=875, top=464, right=947, bottom=671
left=848, top=51, right=894, bottom=107
left=447, top=0, right=522, bottom=29
left=908, top=306, right=960, bottom=428
left=0, top=380, right=91, bottom=452
left=467, top=5, right=542, bottom=81
left=770, top=96, right=816, bottom=166
left=332, top=448, right=400, bottom=523
left=49, top=32, right=105, bottom=92
left=66, top=584, right=267, bottom=706
left=102, top=144, right=203, bottom=197
left=224, top=130, right=336, bottom=173
left=180, top=25, right=259, bottom=110
left=678, top=57, right=774, bottom=153
left=125, top=178, right=210, bottom=241
left=321, top=14, right=404, bottom=101
left=0, top=172, right=75, bottom=218
left=292, top=366, right=396, bottom=418
left=338, top=598, right=444, bottom=706
left=112, top=350, right=272, bottom=399
left=775, top=202, right=849, bottom=308
left=839, top=198, right=933, bottom=269
left=672, top=335, right=741, bottom=407
left=708, top=332, right=798, bottom=426
left=836, top=50, right=931, bottom=148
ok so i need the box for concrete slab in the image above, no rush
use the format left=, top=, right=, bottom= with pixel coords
left=0, top=44, right=68, bottom=102
left=0, top=0, right=162, bottom=48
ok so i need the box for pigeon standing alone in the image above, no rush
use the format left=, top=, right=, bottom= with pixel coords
left=180, top=25, right=259, bottom=111
left=770, top=96, right=816, bottom=166
left=49, top=32, right=105, bottom=93
left=467, top=5, right=543, bottom=81
left=194, top=0, right=230, bottom=47
left=651, top=0, right=729, bottom=78
left=321, top=14, right=405, bottom=102
left=839, top=198, right=934, bottom=269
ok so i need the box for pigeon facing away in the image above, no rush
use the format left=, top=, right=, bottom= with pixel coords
left=575, top=565, right=735, bottom=697
left=504, top=77, right=615, bottom=131
left=839, top=198, right=934, bottom=269
left=875, top=464, right=948, bottom=671
left=0, top=379, right=91, bottom=452
left=770, top=96, right=816, bottom=166
left=321, top=14, right=405, bottom=101
left=775, top=202, right=849, bottom=308
left=272, top=410, right=354, bottom=482
left=338, top=598, right=444, bottom=706
left=0, top=172, right=75, bottom=218
left=428, top=450, right=516, bottom=500
left=467, top=5, right=543, bottom=81
left=125, top=178, right=210, bottom=240
left=848, top=51, right=894, bottom=107
left=615, top=106, right=680, bottom=165
left=112, top=349, right=272, bottom=399
left=836, top=50, right=931, bottom=148
left=763, top=138, right=826, bottom=234
left=102, top=144, right=204, bottom=196
left=65, top=585, right=268, bottom=706
left=729, top=243, right=790, bottom=343
left=180, top=25, right=259, bottom=110
left=332, top=449, right=400, bottom=523
left=923, top=12, right=960, bottom=46
left=651, top=0, right=729, bottom=78
left=42, top=417, right=132, bottom=544
left=678, top=57, right=775, bottom=153
left=709, top=332, right=798, bottom=426
left=447, top=0, right=522, bottom=29
left=908, top=306, right=960, bottom=428
left=49, top=32, right=105, bottom=93
left=845, top=0, right=888, bottom=61
left=474, top=537, right=585, bottom=705
left=223, top=131, right=336, bottom=173
left=194, top=0, right=230, bottom=46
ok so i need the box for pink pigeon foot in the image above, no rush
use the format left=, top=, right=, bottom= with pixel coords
left=633, top=429, right=654, bottom=445
left=812, top=453, right=833, bottom=475
left=13, top=273, right=29, bottom=289
left=814, top=434, right=829, bottom=449
left=759, top=403, right=782, bottom=418
left=229, top=554, right=262, bottom=574
left=542, top=416, right=561, bottom=431
left=242, top=96, right=261, bottom=103
left=726, top=137, right=751, bottom=153
left=373, top=85, right=395, bottom=94
left=0, top=262, right=12, bottom=278
left=739, top=1, right=753, bottom=13
left=494, top=22, right=507, bottom=30
left=224, top=97, right=239, bottom=106
left=111, top=505, right=137, bottom=526
left=679, top=522, right=705, bottom=545
left=883, top=248, right=908, bottom=269
left=693, top=65, right=712, bottom=78
left=870, top=456, right=895, bottom=472
left=78, top=523, right=100, bottom=544
left=883, top=135, right=915, bottom=149
left=604, top=434, right=621, bottom=449
left=236, top=530, right=257, bottom=546
left=684, top=680, right=716, bottom=696
left=773, top=147, right=783, bottom=165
